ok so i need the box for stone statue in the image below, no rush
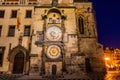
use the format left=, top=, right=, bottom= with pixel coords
left=52, top=0, right=58, bottom=7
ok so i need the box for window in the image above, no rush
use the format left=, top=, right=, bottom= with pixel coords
left=20, top=0, right=26, bottom=4
left=56, top=18, right=60, bottom=23
left=49, top=18, right=53, bottom=23
left=78, top=17, right=84, bottom=34
left=0, top=10, right=5, bottom=18
left=24, top=25, right=31, bottom=36
left=11, top=10, right=17, bottom=18
left=0, top=26, right=2, bottom=36
left=26, top=10, right=32, bottom=18
left=0, top=47, right=5, bottom=67
left=8, top=25, right=15, bottom=36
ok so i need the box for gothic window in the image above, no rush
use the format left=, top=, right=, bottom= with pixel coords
left=0, top=25, right=2, bottom=37
left=0, top=47, right=5, bottom=67
left=8, top=25, right=15, bottom=36
left=26, top=10, right=32, bottom=18
left=24, top=25, right=31, bottom=36
left=78, top=17, right=84, bottom=34
left=0, top=10, right=5, bottom=18
left=11, top=10, right=17, bottom=18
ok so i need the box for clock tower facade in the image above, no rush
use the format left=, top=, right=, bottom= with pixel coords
left=30, top=0, right=106, bottom=75
left=0, top=0, right=106, bottom=78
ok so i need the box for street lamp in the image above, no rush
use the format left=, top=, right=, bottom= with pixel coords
left=105, top=57, right=111, bottom=71
left=105, top=57, right=110, bottom=61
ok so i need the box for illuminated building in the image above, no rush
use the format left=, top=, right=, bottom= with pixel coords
left=104, top=48, right=120, bottom=71
left=0, top=0, right=106, bottom=78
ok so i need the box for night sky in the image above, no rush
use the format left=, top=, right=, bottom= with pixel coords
left=90, top=0, right=120, bottom=48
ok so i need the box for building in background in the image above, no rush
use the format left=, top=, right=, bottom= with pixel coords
left=104, top=48, right=120, bottom=71
left=0, top=0, right=106, bottom=77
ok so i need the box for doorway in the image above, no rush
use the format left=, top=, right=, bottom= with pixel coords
left=52, top=64, right=57, bottom=75
left=85, top=58, right=92, bottom=72
left=13, top=52, right=24, bottom=74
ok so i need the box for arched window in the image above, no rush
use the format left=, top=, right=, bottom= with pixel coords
left=78, top=17, right=84, bottom=34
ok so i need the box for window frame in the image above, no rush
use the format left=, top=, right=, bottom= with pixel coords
left=11, top=10, right=17, bottom=18
left=0, top=47, right=5, bottom=67
left=8, top=25, right=15, bottom=37
left=24, top=25, right=31, bottom=36
left=0, top=10, right=5, bottom=18
left=25, top=10, right=32, bottom=18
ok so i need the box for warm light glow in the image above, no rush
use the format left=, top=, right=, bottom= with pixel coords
left=105, top=57, right=110, bottom=60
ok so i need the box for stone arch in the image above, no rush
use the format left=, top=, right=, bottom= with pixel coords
left=13, top=51, right=24, bottom=74
left=47, top=8, right=62, bottom=15
left=46, top=8, right=63, bottom=24
left=8, top=45, right=29, bottom=74
left=42, top=8, right=66, bottom=20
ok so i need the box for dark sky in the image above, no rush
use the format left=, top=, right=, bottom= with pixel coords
left=90, top=0, right=120, bottom=48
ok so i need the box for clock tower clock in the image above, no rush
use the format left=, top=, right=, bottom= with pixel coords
left=46, top=45, right=61, bottom=59
left=40, top=8, right=66, bottom=75
left=46, top=26, right=62, bottom=41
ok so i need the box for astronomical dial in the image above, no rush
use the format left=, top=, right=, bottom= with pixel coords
left=46, top=26, right=62, bottom=41
left=46, top=45, right=61, bottom=59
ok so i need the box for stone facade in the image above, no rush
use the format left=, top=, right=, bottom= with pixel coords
left=0, top=0, right=106, bottom=76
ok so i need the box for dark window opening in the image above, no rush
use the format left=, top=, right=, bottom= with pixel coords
left=0, top=47, right=5, bottom=67
left=11, top=10, right=17, bottom=18
left=26, top=10, right=32, bottom=18
left=0, top=26, right=2, bottom=36
left=24, top=25, right=31, bottom=36
left=85, top=58, right=92, bottom=72
left=0, top=10, right=5, bottom=18
left=8, top=25, right=15, bottom=36
left=52, top=65, right=57, bottom=75
left=0, top=53, right=3, bottom=66
left=78, top=17, right=84, bottom=34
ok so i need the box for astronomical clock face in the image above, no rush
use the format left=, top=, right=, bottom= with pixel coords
left=46, top=26, right=62, bottom=41
left=46, top=45, right=61, bottom=59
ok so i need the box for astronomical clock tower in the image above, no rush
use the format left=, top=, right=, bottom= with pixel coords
left=29, top=0, right=106, bottom=76
left=0, top=0, right=106, bottom=78
left=32, top=2, right=67, bottom=75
